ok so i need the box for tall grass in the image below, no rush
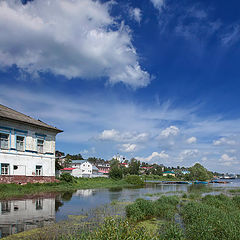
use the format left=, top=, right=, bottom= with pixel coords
left=181, top=194, right=240, bottom=240
left=126, top=195, right=180, bottom=221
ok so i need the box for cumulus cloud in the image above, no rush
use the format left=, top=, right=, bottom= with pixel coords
left=150, top=0, right=165, bottom=11
left=213, top=137, right=236, bottom=146
left=160, top=126, right=179, bottom=138
left=98, top=129, right=149, bottom=143
left=120, top=143, right=137, bottom=152
left=0, top=0, right=150, bottom=88
left=219, top=154, right=238, bottom=166
left=136, top=151, right=169, bottom=162
left=187, top=136, right=197, bottom=144
left=179, top=149, right=199, bottom=162
left=129, top=8, right=142, bottom=23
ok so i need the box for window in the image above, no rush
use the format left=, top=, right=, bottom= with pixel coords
left=1, top=202, right=11, bottom=214
left=36, top=199, right=43, bottom=210
left=36, top=165, right=42, bottom=176
left=0, top=133, right=9, bottom=149
left=16, top=136, right=24, bottom=151
left=37, top=139, right=44, bottom=153
left=1, top=164, right=9, bottom=175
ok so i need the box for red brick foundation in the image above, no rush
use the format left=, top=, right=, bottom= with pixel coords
left=0, top=175, right=57, bottom=184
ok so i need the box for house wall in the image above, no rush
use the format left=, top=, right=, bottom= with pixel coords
left=0, top=197, right=55, bottom=237
left=0, top=119, right=58, bottom=182
left=72, top=161, right=92, bottom=175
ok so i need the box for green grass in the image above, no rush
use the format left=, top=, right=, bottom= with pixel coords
left=126, top=195, right=180, bottom=222
left=0, top=178, right=135, bottom=200
left=181, top=194, right=240, bottom=240
left=144, top=175, right=182, bottom=181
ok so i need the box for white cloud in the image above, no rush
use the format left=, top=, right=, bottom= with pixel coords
left=0, top=0, right=150, bottom=88
left=221, top=25, right=240, bottom=46
left=213, top=137, right=236, bottom=146
left=136, top=151, right=169, bottom=162
left=219, top=154, right=238, bottom=166
left=187, top=136, right=197, bottom=144
left=150, top=0, right=165, bottom=11
left=98, top=129, right=149, bottom=143
left=179, top=149, right=199, bottom=162
left=129, top=8, right=142, bottom=23
left=120, top=143, right=137, bottom=152
left=160, top=126, right=179, bottom=137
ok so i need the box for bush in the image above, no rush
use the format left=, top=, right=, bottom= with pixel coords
left=126, top=196, right=180, bottom=222
left=109, top=166, right=123, bottom=180
left=125, top=175, right=144, bottom=185
left=60, top=173, right=75, bottom=183
left=181, top=195, right=240, bottom=240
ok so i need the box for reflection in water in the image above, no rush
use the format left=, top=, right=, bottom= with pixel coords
left=1, top=179, right=240, bottom=238
left=74, top=189, right=93, bottom=197
left=0, top=198, right=55, bottom=239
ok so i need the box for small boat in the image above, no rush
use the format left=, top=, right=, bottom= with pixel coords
left=194, top=181, right=208, bottom=184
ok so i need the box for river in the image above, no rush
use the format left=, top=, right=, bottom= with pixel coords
left=0, top=179, right=239, bottom=238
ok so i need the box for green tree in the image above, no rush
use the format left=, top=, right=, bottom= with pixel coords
left=129, top=158, right=140, bottom=175
left=188, top=163, right=213, bottom=181
left=109, top=158, right=123, bottom=179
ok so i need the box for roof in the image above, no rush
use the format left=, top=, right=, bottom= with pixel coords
left=163, top=171, right=175, bottom=174
left=92, top=166, right=99, bottom=171
left=0, top=104, right=63, bottom=133
left=61, top=168, right=76, bottom=171
left=71, top=160, right=88, bottom=164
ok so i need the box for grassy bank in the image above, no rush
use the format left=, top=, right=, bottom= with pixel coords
left=4, top=193, right=240, bottom=239
left=144, top=174, right=182, bottom=181
left=0, top=177, right=135, bottom=200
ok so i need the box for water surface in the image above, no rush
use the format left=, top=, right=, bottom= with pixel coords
left=0, top=179, right=240, bottom=238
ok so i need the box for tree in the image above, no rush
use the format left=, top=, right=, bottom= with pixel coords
left=128, top=158, right=140, bottom=175
left=109, top=158, right=123, bottom=179
left=187, top=163, right=213, bottom=181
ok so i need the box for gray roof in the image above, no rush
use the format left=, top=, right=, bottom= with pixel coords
left=71, top=160, right=87, bottom=164
left=0, top=104, right=62, bottom=133
left=92, top=166, right=99, bottom=171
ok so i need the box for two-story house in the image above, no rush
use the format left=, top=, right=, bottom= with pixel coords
left=0, top=104, right=62, bottom=183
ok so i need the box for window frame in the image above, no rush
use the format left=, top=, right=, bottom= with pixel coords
left=16, top=135, right=25, bottom=151
left=1, top=163, right=10, bottom=175
left=0, top=132, right=9, bottom=150
left=36, top=165, right=42, bottom=176
left=37, top=139, right=44, bottom=154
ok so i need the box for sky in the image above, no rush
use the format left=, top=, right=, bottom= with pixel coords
left=0, top=0, right=240, bottom=173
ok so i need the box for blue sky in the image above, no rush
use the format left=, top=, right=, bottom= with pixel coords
left=0, top=0, right=240, bottom=173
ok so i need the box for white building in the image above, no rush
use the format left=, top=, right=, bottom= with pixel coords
left=0, top=197, right=55, bottom=238
left=60, top=160, right=103, bottom=178
left=71, top=160, right=93, bottom=178
left=0, top=104, right=62, bottom=183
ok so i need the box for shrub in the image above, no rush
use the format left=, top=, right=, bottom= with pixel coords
left=125, top=175, right=144, bottom=185
left=60, top=173, right=75, bottom=183
left=109, top=166, right=123, bottom=180
left=126, top=196, right=179, bottom=222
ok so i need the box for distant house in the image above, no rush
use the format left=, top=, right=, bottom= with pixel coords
left=163, top=171, right=175, bottom=177
left=0, top=104, right=62, bottom=184
left=95, top=162, right=110, bottom=174
left=121, top=162, right=129, bottom=168
left=60, top=160, right=104, bottom=178
left=182, top=170, right=190, bottom=175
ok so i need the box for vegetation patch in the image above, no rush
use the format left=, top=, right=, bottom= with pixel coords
left=181, top=194, right=240, bottom=240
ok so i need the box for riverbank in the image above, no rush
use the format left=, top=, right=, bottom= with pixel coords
left=0, top=177, right=136, bottom=200
left=3, top=185, right=240, bottom=240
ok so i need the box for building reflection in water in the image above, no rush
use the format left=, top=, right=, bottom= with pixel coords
left=0, top=197, right=55, bottom=238
left=73, top=189, right=93, bottom=197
